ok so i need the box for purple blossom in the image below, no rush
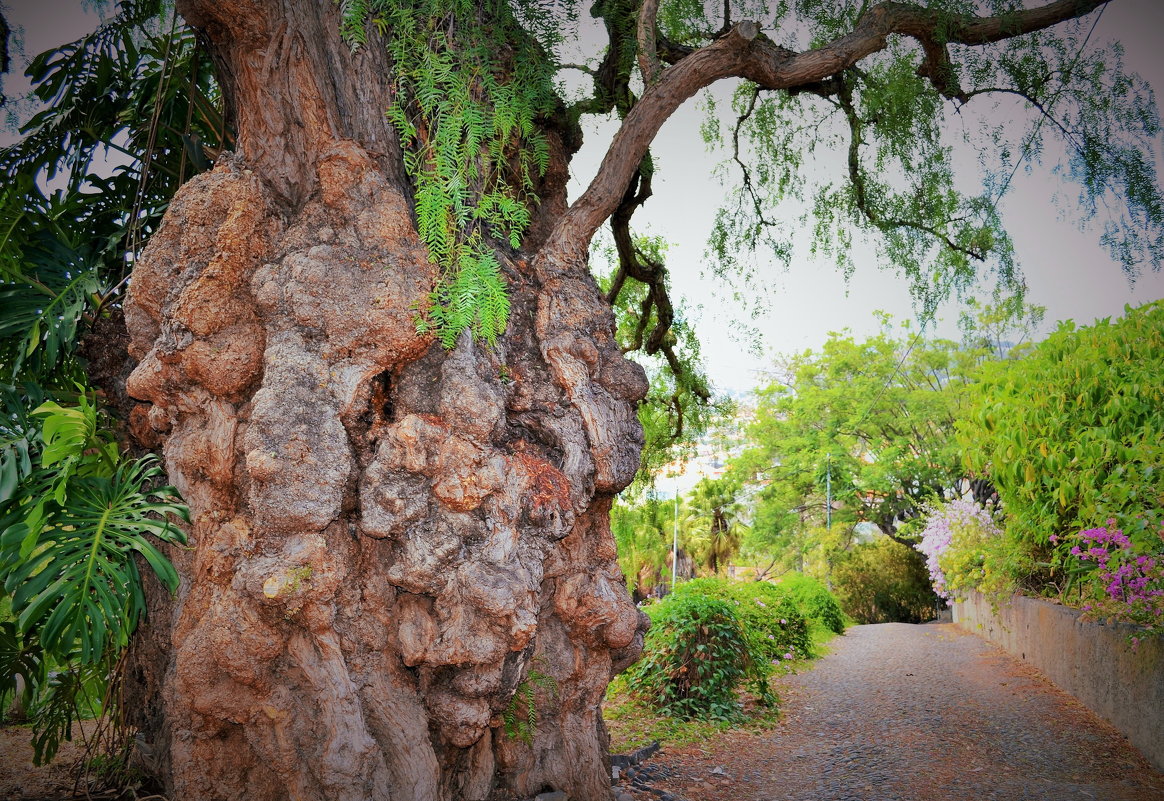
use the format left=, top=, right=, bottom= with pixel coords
left=915, top=499, right=1001, bottom=598
left=1069, top=524, right=1164, bottom=633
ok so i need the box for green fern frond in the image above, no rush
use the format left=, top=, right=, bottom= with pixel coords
left=501, top=665, right=558, bottom=744
left=338, top=0, right=372, bottom=51
left=338, top=0, right=558, bottom=348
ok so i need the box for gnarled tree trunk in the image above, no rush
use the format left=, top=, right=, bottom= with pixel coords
left=122, top=2, right=648, bottom=798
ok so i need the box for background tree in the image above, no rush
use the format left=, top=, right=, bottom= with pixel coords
left=2, top=1, right=1161, bottom=799
left=736, top=304, right=1039, bottom=548
left=611, top=494, right=677, bottom=599
left=831, top=536, right=939, bottom=623
left=682, top=476, right=748, bottom=574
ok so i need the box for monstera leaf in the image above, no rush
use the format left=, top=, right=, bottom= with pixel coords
left=0, top=621, right=45, bottom=715
left=1, top=456, right=188, bottom=664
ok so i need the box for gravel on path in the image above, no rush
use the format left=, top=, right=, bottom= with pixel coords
left=618, top=622, right=1164, bottom=801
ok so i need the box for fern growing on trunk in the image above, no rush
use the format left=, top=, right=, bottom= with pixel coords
left=342, top=0, right=560, bottom=346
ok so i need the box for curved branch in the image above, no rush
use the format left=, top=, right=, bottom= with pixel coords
left=836, top=74, right=988, bottom=260
left=544, top=0, right=1107, bottom=258
left=730, top=85, right=780, bottom=230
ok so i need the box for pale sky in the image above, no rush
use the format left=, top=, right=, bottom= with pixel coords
left=6, top=0, right=1164, bottom=395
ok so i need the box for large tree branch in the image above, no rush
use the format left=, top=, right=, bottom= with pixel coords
left=544, top=0, right=1108, bottom=258
left=636, top=0, right=662, bottom=87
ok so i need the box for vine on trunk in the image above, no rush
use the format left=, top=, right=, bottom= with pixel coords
left=340, top=0, right=561, bottom=346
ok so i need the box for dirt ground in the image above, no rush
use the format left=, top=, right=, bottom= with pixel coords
left=1, top=721, right=93, bottom=801
left=610, top=623, right=1164, bottom=801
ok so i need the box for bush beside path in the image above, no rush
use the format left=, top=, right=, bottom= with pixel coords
left=613, top=623, right=1164, bottom=801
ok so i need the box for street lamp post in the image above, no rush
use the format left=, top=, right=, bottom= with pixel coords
left=672, top=485, right=679, bottom=594
left=825, top=452, right=831, bottom=532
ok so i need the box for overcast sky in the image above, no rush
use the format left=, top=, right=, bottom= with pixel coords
left=5, top=0, right=1164, bottom=394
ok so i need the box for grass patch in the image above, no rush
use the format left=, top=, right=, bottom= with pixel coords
left=603, top=672, right=786, bottom=754
left=808, top=619, right=843, bottom=656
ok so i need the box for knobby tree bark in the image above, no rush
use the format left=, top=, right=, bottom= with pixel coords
left=123, top=2, right=646, bottom=798
left=118, top=1, right=1110, bottom=799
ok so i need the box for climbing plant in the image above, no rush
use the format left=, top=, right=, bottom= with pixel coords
left=341, top=0, right=565, bottom=346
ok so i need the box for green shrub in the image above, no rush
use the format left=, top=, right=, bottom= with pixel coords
left=674, top=577, right=811, bottom=660
left=832, top=537, right=938, bottom=623
left=958, top=300, right=1164, bottom=598
left=623, top=593, right=754, bottom=720
left=772, top=573, right=846, bottom=634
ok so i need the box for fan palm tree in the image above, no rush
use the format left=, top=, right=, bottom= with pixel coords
left=682, top=478, right=748, bottom=576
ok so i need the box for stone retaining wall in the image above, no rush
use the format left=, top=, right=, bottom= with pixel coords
left=953, top=592, right=1164, bottom=773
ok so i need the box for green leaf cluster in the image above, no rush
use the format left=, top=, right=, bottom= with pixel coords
left=623, top=574, right=844, bottom=720
left=701, top=1, right=1163, bottom=320
left=737, top=318, right=969, bottom=543
left=770, top=572, right=845, bottom=635
left=341, top=0, right=561, bottom=347
left=1, top=4, right=226, bottom=281
left=623, top=591, right=756, bottom=720
left=958, top=300, right=1164, bottom=590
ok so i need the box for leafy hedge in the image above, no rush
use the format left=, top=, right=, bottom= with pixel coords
left=623, top=577, right=846, bottom=721
left=772, top=573, right=847, bottom=634
left=674, top=578, right=812, bottom=660
left=623, top=592, right=756, bottom=720
left=957, top=301, right=1164, bottom=597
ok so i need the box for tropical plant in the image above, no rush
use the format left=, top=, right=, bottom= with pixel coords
left=612, top=496, right=676, bottom=599
left=682, top=477, right=748, bottom=575
left=0, top=4, right=207, bottom=765
left=0, top=392, right=187, bottom=762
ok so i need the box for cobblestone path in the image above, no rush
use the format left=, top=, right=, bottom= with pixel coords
left=624, top=623, right=1164, bottom=801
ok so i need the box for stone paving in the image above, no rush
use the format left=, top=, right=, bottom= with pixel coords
left=613, top=623, right=1164, bottom=801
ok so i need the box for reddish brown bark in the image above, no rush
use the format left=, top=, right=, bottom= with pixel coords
left=123, top=2, right=646, bottom=799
